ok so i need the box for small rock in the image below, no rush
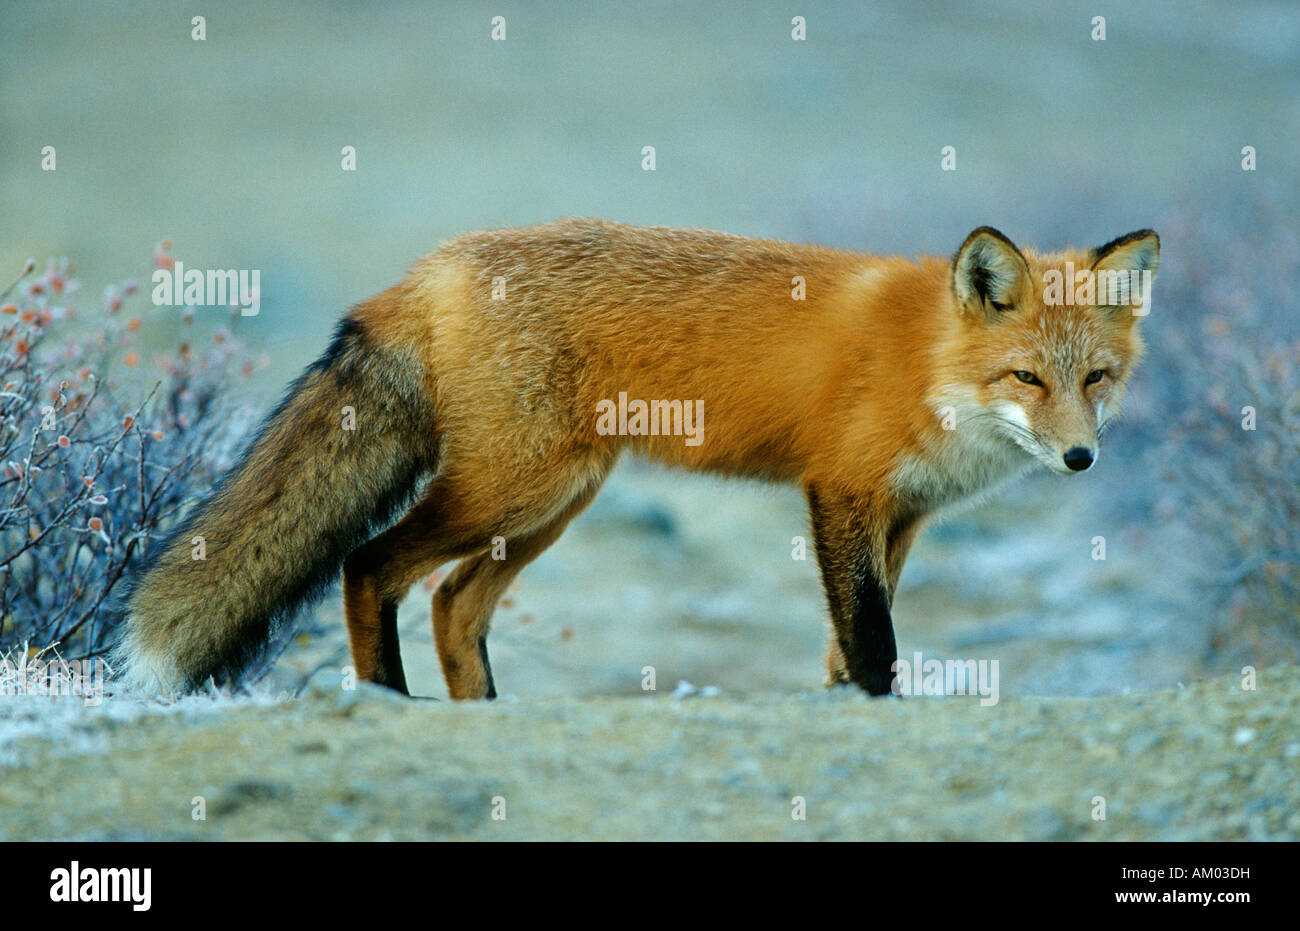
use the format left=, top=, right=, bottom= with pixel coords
left=336, top=681, right=414, bottom=712
left=671, top=680, right=720, bottom=699
left=302, top=667, right=349, bottom=699
left=213, top=780, right=289, bottom=815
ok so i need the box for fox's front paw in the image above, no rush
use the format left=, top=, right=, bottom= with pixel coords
left=859, top=667, right=900, bottom=697
left=824, top=640, right=851, bottom=687
left=827, top=639, right=898, bottom=696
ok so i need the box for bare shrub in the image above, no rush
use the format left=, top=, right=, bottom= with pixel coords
left=1138, top=199, right=1300, bottom=666
left=0, top=246, right=262, bottom=664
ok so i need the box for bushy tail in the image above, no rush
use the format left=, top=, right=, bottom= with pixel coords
left=115, top=316, right=436, bottom=695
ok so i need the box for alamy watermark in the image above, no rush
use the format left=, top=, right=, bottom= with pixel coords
left=891, top=651, right=1000, bottom=706
left=595, top=392, right=703, bottom=446
left=152, top=262, right=260, bottom=316
left=1043, top=263, right=1152, bottom=315
left=50, top=861, right=151, bottom=911
left=0, top=653, right=109, bottom=706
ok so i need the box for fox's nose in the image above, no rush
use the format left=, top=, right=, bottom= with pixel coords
left=1063, top=447, right=1094, bottom=471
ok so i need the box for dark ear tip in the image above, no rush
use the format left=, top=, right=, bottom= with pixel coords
left=953, top=226, right=1020, bottom=272
left=960, top=226, right=1012, bottom=249
left=1093, top=228, right=1160, bottom=260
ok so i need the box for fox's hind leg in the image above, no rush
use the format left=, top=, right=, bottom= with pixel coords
left=433, top=480, right=603, bottom=700
left=343, top=482, right=496, bottom=693
left=343, top=453, right=613, bottom=696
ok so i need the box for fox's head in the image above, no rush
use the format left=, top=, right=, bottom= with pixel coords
left=944, top=225, right=1159, bottom=475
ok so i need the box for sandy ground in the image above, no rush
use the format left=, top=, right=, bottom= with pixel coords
left=1, top=665, right=1294, bottom=841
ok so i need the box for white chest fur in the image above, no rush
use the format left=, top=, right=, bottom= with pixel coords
left=891, top=407, right=1034, bottom=511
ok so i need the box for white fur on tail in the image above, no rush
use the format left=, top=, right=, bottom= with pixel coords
left=111, top=622, right=187, bottom=697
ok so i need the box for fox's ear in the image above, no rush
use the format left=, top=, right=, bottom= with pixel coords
left=952, top=226, right=1031, bottom=321
left=1090, top=229, right=1160, bottom=279
left=1089, top=229, right=1159, bottom=316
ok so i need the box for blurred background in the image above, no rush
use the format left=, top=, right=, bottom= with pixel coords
left=2, top=0, right=1296, bottom=699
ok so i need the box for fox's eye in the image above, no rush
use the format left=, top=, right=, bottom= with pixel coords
left=1013, top=371, right=1043, bottom=386
left=1085, top=369, right=1105, bottom=385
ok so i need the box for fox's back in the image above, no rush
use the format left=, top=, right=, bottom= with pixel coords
left=396, top=221, right=860, bottom=468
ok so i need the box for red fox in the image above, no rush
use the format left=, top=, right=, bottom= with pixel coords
left=117, top=219, right=1159, bottom=698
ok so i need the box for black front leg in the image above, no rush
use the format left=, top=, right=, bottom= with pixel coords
left=374, top=599, right=410, bottom=695
left=842, top=576, right=898, bottom=696
left=806, top=484, right=899, bottom=697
